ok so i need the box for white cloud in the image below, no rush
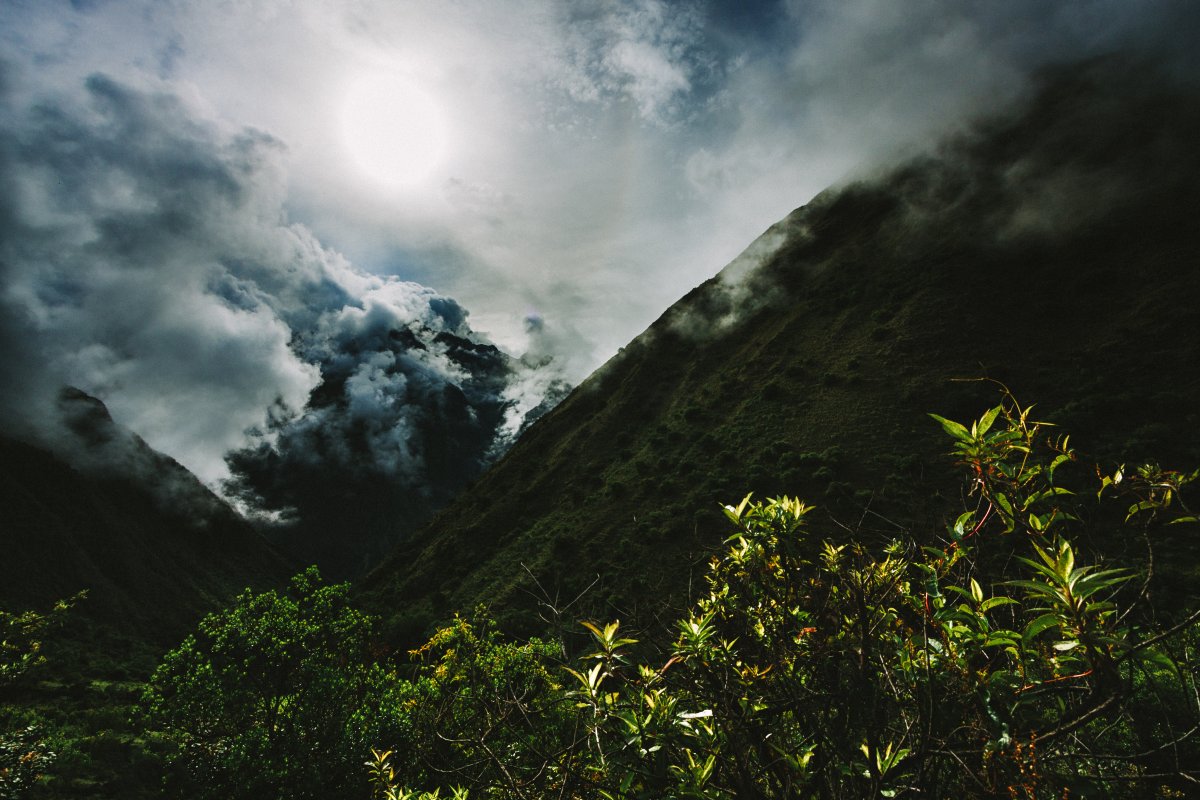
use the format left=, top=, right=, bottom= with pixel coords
left=0, top=72, right=536, bottom=493
left=2, top=0, right=1197, bottom=484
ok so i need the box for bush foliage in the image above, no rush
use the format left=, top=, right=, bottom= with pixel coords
left=0, top=595, right=83, bottom=799
left=140, top=398, right=1199, bottom=799
left=140, top=569, right=376, bottom=799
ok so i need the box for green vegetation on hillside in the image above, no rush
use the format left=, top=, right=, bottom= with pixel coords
left=0, top=394, right=295, bottom=798
left=6, top=57, right=1200, bottom=800
left=0, top=601, right=189, bottom=800
left=358, top=59, right=1200, bottom=643
left=1, top=596, right=78, bottom=798
left=123, top=399, right=1199, bottom=798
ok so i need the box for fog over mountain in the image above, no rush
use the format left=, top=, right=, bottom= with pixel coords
left=363, top=54, right=1200, bottom=638
left=0, top=388, right=292, bottom=643
left=0, top=74, right=562, bottom=572
left=2, top=1, right=1198, bottom=573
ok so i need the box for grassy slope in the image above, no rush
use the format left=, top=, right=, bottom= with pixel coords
left=361, top=58, right=1200, bottom=645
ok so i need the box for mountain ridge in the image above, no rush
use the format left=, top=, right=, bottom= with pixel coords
left=0, top=388, right=293, bottom=648
left=360, top=56, right=1200, bottom=643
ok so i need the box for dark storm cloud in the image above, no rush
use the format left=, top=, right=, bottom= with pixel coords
left=0, top=74, right=319, bottom=479
left=0, top=73, right=558, bottom=498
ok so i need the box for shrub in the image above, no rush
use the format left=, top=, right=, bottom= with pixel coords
left=376, top=398, right=1200, bottom=799
left=0, top=594, right=81, bottom=799
left=146, top=398, right=1200, bottom=798
left=141, top=568, right=375, bottom=799
left=360, top=613, right=569, bottom=797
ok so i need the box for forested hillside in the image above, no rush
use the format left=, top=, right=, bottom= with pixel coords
left=4, top=54, right=1200, bottom=800
left=0, top=390, right=293, bottom=797
left=361, top=57, right=1200, bottom=642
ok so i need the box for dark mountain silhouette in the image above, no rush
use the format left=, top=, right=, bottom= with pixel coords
left=0, top=388, right=292, bottom=647
left=224, top=317, right=570, bottom=582
left=360, top=57, right=1200, bottom=643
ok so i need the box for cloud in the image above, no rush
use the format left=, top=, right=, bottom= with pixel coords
left=222, top=283, right=533, bottom=575
left=553, top=0, right=713, bottom=123
left=0, top=75, right=319, bottom=479
left=0, top=71, right=556, bottom=518
left=3, top=0, right=1198, bottom=501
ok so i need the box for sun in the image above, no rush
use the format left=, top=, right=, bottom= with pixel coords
left=339, top=72, right=449, bottom=189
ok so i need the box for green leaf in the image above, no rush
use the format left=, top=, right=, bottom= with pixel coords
left=678, top=709, right=713, bottom=720
left=1126, top=500, right=1158, bottom=521
left=1012, top=553, right=1061, bottom=583
left=952, top=511, right=975, bottom=539
left=983, top=634, right=1020, bottom=648
left=1023, top=612, right=1062, bottom=640
left=980, top=597, right=1019, bottom=613
left=1056, top=542, right=1075, bottom=577
left=929, top=413, right=972, bottom=442
left=1083, top=601, right=1116, bottom=616
left=580, top=620, right=605, bottom=641
left=976, top=405, right=1003, bottom=437
left=943, top=586, right=975, bottom=603
left=1006, top=579, right=1060, bottom=601
left=1073, top=568, right=1132, bottom=597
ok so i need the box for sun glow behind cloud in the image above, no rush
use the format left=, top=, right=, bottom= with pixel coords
left=2, top=0, right=1197, bottom=490
left=339, top=72, right=450, bottom=190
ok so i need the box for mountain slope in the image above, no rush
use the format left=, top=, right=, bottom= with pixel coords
left=361, top=58, right=1200, bottom=642
left=0, top=389, right=292, bottom=647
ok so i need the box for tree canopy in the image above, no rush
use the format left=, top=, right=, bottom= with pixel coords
left=139, top=398, right=1199, bottom=798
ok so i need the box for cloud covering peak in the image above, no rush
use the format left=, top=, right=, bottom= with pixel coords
left=2, top=0, right=1199, bottom=573
left=0, top=73, right=552, bottom=505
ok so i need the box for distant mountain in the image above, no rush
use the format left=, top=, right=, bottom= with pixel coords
left=224, top=315, right=571, bottom=581
left=360, top=57, right=1200, bottom=643
left=0, top=388, right=292, bottom=647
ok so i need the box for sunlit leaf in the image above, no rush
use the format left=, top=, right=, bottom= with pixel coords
left=929, top=413, right=972, bottom=442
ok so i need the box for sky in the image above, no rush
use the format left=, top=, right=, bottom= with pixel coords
left=1, top=0, right=1197, bottom=490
